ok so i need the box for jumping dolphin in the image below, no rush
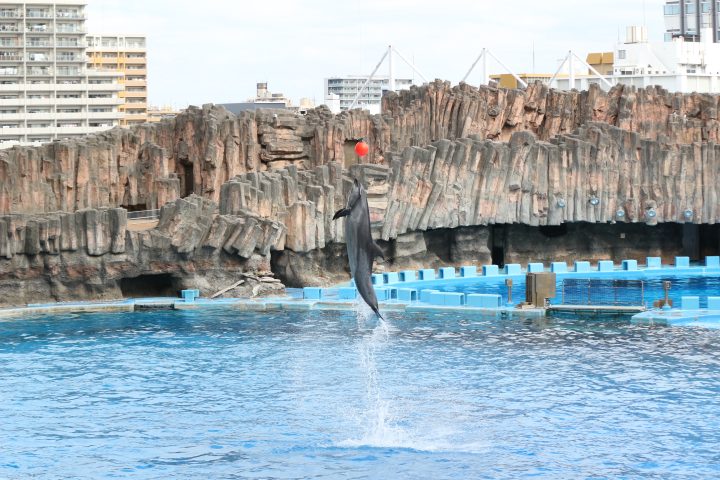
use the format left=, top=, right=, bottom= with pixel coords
left=332, top=177, right=385, bottom=319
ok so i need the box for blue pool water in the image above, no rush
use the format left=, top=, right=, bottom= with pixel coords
left=1, top=308, right=720, bottom=478
left=411, top=274, right=720, bottom=307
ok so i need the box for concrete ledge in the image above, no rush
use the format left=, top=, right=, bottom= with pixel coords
left=646, top=257, right=661, bottom=269
left=574, top=261, right=590, bottom=273
left=622, top=259, right=638, bottom=271
left=397, top=288, right=418, bottom=302
left=504, top=264, right=522, bottom=275
left=681, top=296, right=700, bottom=310
left=707, top=296, right=720, bottom=310
left=338, top=287, right=358, bottom=300
left=460, top=265, right=477, bottom=277
left=482, top=265, right=499, bottom=276
left=399, top=270, right=417, bottom=282
left=551, top=262, right=567, bottom=273
left=466, top=293, right=501, bottom=308
left=439, top=267, right=456, bottom=279
left=527, top=263, right=544, bottom=273
left=419, top=269, right=436, bottom=281
left=383, top=272, right=400, bottom=284
left=675, top=256, right=690, bottom=268
left=420, top=289, right=439, bottom=302
left=598, top=260, right=614, bottom=272
left=303, top=287, right=322, bottom=300
left=706, top=256, right=720, bottom=268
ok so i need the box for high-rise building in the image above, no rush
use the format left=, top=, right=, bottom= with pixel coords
left=324, top=76, right=414, bottom=114
left=663, top=0, right=720, bottom=42
left=0, top=1, right=123, bottom=148
left=86, top=34, right=147, bottom=126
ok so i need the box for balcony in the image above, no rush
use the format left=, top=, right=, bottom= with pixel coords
left=0, top=26, right=20, bottom=32
left=26, top=27, right=52, bottom=34
left=56, top=56, right=81, bottom=63
left=56, top=41, right=81, bottom=48
left=0, top=69, right=21, bottom=76
left=26, top=12, right=53, bottom=19
left=26, top=55, right=52, bottom=62
left=0, top=42, right=21, bottom=48
left=87, top=83, right=123, bottom=92
left=0, top=11, right=20, bottom=19
left=26, top=69, right=52, bottom=76
left=124, top=68, right=146, bottom=75
left=123, top=57, right=146, bottom=64
left=26, top=42, right=51, bottom=48
left=87, top=111, right=122, bottom=119
left=56, top=12, right=84, bottom=20
left=0, top=55, right=22, bottom=62
left=55, top=27, right=85, bottom=34
left=87, top=97, right=123, bottom=105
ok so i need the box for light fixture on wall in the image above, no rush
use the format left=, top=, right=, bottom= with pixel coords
left=616, top=209, right=625, bottom=218
left=557, top=198, right=566, bottom=208
left=589, top=196, right=600, bottom=206
left=683, top=209, right=693, bottom=219
left=646, top=208, right=657, bottom=218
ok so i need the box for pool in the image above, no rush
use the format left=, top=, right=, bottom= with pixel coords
left=1, top=309, right=719, bottom=478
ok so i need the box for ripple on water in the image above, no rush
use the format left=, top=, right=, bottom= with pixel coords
left=0, top=309, right=719, bottom=479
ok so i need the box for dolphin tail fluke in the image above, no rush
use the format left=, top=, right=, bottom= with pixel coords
left=371, top=305, right=384, bottom=320
left=332, top=208, right=350, bottom=220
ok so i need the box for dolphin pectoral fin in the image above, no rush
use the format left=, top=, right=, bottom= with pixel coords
left=371, top=241, right=385, bottom=260
left=332, top=208, right=350, bottom=220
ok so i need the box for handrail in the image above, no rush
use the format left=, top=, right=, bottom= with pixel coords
left=127, top=209, right=160, bottom=220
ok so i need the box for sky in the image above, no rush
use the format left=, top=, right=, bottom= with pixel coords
left=85, top=0, right=667, bottom=109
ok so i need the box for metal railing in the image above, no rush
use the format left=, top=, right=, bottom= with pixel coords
left=127, top=209, right=160, bottom=220
left=561, top=279, right=645, bottom=307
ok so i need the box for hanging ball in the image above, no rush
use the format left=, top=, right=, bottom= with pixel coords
left=354, top=140, right=369, bottom=157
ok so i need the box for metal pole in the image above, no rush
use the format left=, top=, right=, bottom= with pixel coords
left=461, top=49, right=484, bottom=83
left=548, top=52, right=569, bottom=89
left=391, top=47, right=429, bottom=83
left=388, top=45, right=395, bottom=92
left=482, top=47, right=488, bottom=85
left=486, top=49, right=527, bottom=88
left=568, top=50, right=575, bottom=90
left=505, top=278, right=513, bottom=305
left=348, top=48, right=390, bottom=110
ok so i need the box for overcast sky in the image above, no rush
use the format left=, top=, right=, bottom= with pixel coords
left=85, top=0, right=666, bottom=109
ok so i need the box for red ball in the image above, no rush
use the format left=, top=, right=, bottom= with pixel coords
left=354, top=140, right=369, bottom=157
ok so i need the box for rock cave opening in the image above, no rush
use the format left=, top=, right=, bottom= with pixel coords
left=122, top=203, right=148, bottom=212
left=120, top=274, right=180, bottom=298
left=698, top=224, right=720, bottom=258
left=181, top=163, right=194, bottom=197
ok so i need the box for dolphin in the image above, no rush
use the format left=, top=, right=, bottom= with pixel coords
left=332, top=177, right=385, bottom=319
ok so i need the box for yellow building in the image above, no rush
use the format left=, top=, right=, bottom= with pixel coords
left=86, top=35, right=148, bottom=127
left=147, top=105, right=181, bottom=123
left=488, top=73, right=553, bottom=89
left=586, top=52, right=614, bottom=76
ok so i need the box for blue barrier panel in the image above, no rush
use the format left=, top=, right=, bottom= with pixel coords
left=482, top=265, right=499, bottom=276
left=574, top=261, right=591, bottom=273
left=466, top=293, right=501, bottom=308
left=375, top=287, right=397, bottom=301
left=646, top=257, right=662, bottom=269
left=622, top=259, right=638, bottom=271
left=399, top=270, right=417, bottom=282
left=443, top=292, right=465, bottom=306
left=706, top=256, right=720, bottom=268
left=371, top=273, right=385, bottom=285
left=303, top=287, right=322, bottom=300
left=551, top=262, right=568, bottom=273
left=383, top=272, right=400, bottom=284
left=419, top=269, right=436, bottom=281
left=708, top=296, right=720, bottom=310
left=429, top=291, right=445, bottom=305
left=675, top=256, right=690, bottom=268
left=439, top=267, right=456, bottom=279
left=181, top=289, right=197, bottom=302
left=460, top=265, right=477, bottom=277
left=338, top=287, right=358, bottom=300
left=398, top=288, right=418, bottom=302
left=681, top=296, right=700, bottom=310
left=504, top=264, right=522, bottom=275
left=420, top=289, right=439, bottom=302
left=598, top=260, right=614, bottom=272
left=527, top=263, right=544, bottom=273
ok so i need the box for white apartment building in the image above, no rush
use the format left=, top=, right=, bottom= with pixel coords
left=324, top=76, right=414, bottom=114
left=663, top=0, right=720, bottom=42
left=0, top=0, right=123, bottom=148
left=552, top=26, right=720, bottom=93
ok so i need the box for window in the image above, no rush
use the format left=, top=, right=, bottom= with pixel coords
left=618, top=49, right=627, bottom=59
left=664, top=4, right=681, bottom=15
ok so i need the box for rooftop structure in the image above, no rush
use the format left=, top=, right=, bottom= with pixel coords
left=663, top=0, right=720, bottom=42
left=0, top=0, right=123, bottom=148
left=86, top=34, right=147, bottom=127
left=324, top=75, right=413, bottom=114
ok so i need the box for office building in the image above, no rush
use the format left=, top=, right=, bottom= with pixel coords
left=86, top=34, right=147, bottom=126
left=324, top=76, right=413, bottom=114
left=0, top=0, right=123, bottom=148
left=664, top=0, right=720, bottom=42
